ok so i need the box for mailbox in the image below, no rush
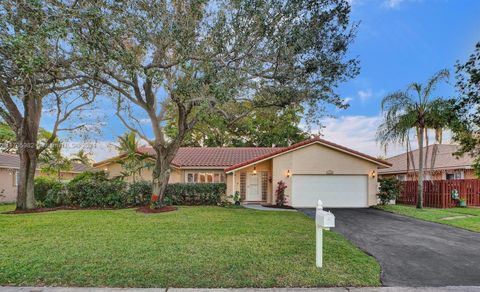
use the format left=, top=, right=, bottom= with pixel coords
left=316, top=210, right=335, bottom=228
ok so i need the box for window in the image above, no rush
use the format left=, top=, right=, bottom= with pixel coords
left=240, top=172, right=247, bottom=200
left=261, top=172, right=268, bottom=201
left=446, top=170, right=464, bottom=180
left=185, top=172, right=225, bottom=183
left=397, top=174, right=406, bottom=181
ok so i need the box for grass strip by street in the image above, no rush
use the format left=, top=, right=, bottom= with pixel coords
left=376, top=204, right=480, bottom=232
left=0, top=204, right=380, bottom=288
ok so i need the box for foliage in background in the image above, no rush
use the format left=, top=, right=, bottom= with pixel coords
left=39, top=140, right=73, bottom=179
left=167, top=104, right=310, bottom=147
left=0, top=123, right=16, bottom=153
left=376, top=70, right=454, bottom=209
left=454, top=42, right=480, bottom=177
left=71, top=150, right=94, bottom=166
left=114, top=132, right=153, bottom=182
left=377, top=178, right=402, bottom=205
left=275, top=180, right=288, bottom=207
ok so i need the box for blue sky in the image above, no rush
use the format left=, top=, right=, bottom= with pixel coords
left=57, top=0, right=480, bottom=161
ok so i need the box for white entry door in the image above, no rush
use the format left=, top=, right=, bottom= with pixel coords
left=291, top=175, right=368, bottom=208
left=247, top=174, right=261, bottom=201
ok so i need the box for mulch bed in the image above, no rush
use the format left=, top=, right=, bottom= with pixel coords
left=136, top=206, right=177, bottom=213
left=261, top=204, right=296, bottom=210
left=2, top=206, right=116, bottom=214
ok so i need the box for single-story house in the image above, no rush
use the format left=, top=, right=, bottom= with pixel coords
left=378, top=144, right=476, bottom=181
left=0, top=152, right=93, bottom=203
left=94, top=137, right=391, bottom=208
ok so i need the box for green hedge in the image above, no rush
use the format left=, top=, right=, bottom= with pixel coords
left=34, top=176, right=62, bottom=202
left=165, top=183, right=226, bottom=205
left=35, top=172, right=226, bottom=208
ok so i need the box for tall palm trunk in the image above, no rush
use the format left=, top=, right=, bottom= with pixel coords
left=417, top=126, right=425, bottom=209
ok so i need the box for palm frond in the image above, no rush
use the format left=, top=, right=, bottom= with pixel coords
left=423, top=69, right=449, bottom=99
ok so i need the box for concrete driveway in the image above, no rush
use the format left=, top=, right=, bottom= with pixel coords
left=298, top=208, right=480, bottom=287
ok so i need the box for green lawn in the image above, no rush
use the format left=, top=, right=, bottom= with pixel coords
left=0, top=204, right=380, bottom=288
left=377, top=204, right=480, bottom=232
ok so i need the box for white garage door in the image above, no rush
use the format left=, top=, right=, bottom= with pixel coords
left=291, top=175, right=368, bottom=208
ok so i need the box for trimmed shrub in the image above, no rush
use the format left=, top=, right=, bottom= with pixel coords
left=127, top=181, right=152, bottom=206
left=34, top=176, right=62, bottom=202
left=275, top=180, right=288, bottom=206
left=66, top=171, right=128, bottom=208
left=165, top=183, right=226, bottom=205
left=377, top=178, right=402, bottom=205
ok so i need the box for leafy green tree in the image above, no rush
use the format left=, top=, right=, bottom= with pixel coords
left=0, top=1, right=96, bottom=210
left=78, top=0, right=359, bottom=206
left=454, top=42, right=480, bottom=176
left=377, top=70, right=452, bottom=209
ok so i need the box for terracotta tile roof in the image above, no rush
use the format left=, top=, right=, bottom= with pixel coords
left=136, top=146, right=283, bottom=168
left=224, top=137, right=392, bottom=172
left=378, top=144, right=474, bottom=174
left=0, top=152, right=94, bottom=172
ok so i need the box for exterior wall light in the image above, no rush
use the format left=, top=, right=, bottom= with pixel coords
left=286, top=169, right=292, bottom=178
left=252, top=165, right=257, bottom=175
left=370, top=170, right=376, bottom=178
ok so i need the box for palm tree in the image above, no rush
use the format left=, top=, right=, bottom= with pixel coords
left=114, top=132, right=152, bottom=182
left=377, top=69, right=450, bottom=209
left=39, top=141, right=72, bottom=179
left=71, top=150, right=93, bottom=166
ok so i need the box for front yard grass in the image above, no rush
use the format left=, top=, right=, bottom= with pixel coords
left=0, top=204, right=380, bottom=288
left=377, top=204, right=480, bottom=232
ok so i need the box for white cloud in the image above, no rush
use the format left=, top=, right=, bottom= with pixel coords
left=61, top=141, right=118, bottom=163
left=342, top=97, right=354, bottom=106
left=384, top=0, right=404, bottom=9
left=357, top=89, right=373, bottom=102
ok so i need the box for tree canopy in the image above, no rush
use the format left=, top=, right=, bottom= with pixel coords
left=76, top=0, right=359, bottom=205
left=454, top=42, right=480, bottom=176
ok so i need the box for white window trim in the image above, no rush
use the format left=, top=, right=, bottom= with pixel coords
left=185, top=172, right=225, bottom=183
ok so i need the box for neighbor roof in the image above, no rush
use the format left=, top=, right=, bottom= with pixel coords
left=378, top=144, right=474, bottom=174
left=0, top=152, right=94, bottom=173
left=225, top=137, right=392, bottom=172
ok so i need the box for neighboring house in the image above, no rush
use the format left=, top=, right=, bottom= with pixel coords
left=94, top=137, right=391, bottom=208
left=378, top=144, right=476, bottom=181
left=0, top=153, right=93, bottom=203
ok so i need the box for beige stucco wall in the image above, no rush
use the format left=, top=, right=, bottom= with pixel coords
left=0, top=168, right=17, bottom=202
left=271, top=143, right=380, bottom=206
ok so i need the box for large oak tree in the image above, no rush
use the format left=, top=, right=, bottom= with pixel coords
left=79, top=0, right=359, bottom=206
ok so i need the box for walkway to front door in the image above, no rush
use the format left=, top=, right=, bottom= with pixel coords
left=298, top=208, right=480, bottom=287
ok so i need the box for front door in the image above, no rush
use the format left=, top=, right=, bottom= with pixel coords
left=247, top=173, right=261, bottom=201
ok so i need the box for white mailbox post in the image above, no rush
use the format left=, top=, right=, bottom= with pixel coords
left=315, top=199, right=335, bottom=268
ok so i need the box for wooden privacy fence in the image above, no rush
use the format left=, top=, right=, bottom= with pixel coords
left=397, top=179, right=480, bottom=208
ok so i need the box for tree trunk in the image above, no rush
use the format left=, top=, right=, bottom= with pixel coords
left=150, top=148, right=174, bottom=208
left=16, top=146, right=37, bottom=210
left=417, top=126, right=425, bottom=209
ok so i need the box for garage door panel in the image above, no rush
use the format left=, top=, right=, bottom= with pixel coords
left=291, top=175, right=367, bottom=208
